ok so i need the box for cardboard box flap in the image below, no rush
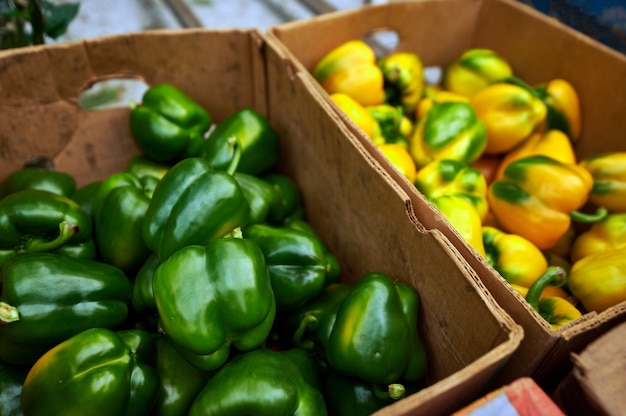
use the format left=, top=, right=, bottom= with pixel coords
left=0, top=29, right=267, bottom=185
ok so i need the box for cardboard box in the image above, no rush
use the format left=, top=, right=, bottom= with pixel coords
left=0, top=29, right=522, bottom=415
left=551, top=321, right=626, bottom=416
left=266, top=0, right=626, bottom=389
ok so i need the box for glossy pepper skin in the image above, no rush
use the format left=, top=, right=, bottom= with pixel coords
left=410, top=101, right=488, bottom=169
left=569, top=248, right=626, bottom=313
left=0, top=252, right=131, bottom=366
left=153, top=335, right=211, bottom=416
left=487, top=155, right=601, bottom=250
left=535, top=78, right=582, bottom=141
left=21, top=328, right=159, bottom=416
left=313, top=39, right=385, bottom=107
left=142, top=156, right=249, bottom=261
left=378, top=143, right=417, bottom=183
left=243, top=223, right=340, bottom=311
left=200, top=107, right=280, bottom=176
left=416, top=87, right=469, bottom=120
left=430, top=194, right=486, bottom=257
left=471, top=83, right=547, bottom=155
left=378, top=51, right=425, bottom=116
left=495, top=129, right=576, bottom=179
left=126, top=155, right=170, bottom=181
left=262, top=173, right=304, bottom=224
left=580, top=152, right=626, bottom=213
left=152, top=236, right=276, bottom=372
left=129, top=83, right=212, bottom=163
left=330, top=93, right=383, bottom=142
left=482, top=226, right=548, bottom=288
left=0, top=189, right=96, bottom=267
left=327, top=272, right=427, bottom=385
left=2, top=165, right=76, bottom=198
left=233, top=172, right=283, bottom=225
left=415, top=159, right=489, bottom=221
left=93, top=172, right=153, bottom=275
left=570, top=213, right=626, bottom=262
left=443, top=48, right=513, bottom=97
left=367, top=103, right=410, bottom=147
left=525, top=266, right=582, bottom=329
left=189, top=348, right=328, bottom=416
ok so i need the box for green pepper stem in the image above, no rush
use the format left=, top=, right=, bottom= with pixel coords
left=525, top=266, right=566, bottom=312
left=372, top=383, right=406, bottom=401
left=500, top=76, right=539, bottom=97
left=25, top=221, right=79, bottom=253
left=292, top=314, right=317, bottom=350
left=570, top=207, right=608, bottom=223
left=0, top=302, right=19, bottom=324
left=225, top=136, right=242, bottom=176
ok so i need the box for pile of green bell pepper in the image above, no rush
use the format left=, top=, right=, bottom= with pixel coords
left=0, top=83, right=429, bottom=416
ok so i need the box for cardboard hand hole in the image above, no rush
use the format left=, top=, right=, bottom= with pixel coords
left=78, top=78, right=149, bottom=110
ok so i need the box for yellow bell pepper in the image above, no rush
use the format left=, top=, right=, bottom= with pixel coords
left=487, top=155, right=605, bottom=250
left=580, top=152, right=626, bottom=213
left=443, top=48, right=514, bottom=97
left=415, top=88, right=469, bottom=120
left=482, top=226, right=548, bottom=288
left=429, top=194, right=486, bottom=257
left=570, top=213, right=626, bottom=263
left=415, top=159, right=489, bottom=221
left=471, top=83, right=547, bottom=155
left=525, top=266, right=582, bottom=329
left=377, top=143, right=417, bottom=183
left=509, top=282, right=572, bottom=302
left=536, top=78, right=582, bottom=141
left=378, top=51, right=425, bottom=116
left=410, top=101, right=488, bottom=169
left=313, top=40, right=386, bottom=107
left=495, top=129, right=576, bottom=179
left=569, top=248, right=626, bottom=313
left=367, top=104, right=410, bottom=148
left=330, top=93, right=383, bottom=143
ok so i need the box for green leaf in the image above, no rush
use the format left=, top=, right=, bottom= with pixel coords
left=43, top=1, right=79, bottom=39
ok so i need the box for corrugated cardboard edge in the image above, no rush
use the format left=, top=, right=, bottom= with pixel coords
left=265, top=0, right=626, bottom=387
left=264, top=34, right=523, bottom=415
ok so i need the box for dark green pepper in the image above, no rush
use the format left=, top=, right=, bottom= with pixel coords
left=323, top=371, right=404, bottom=415
left=131, top=253, right=160, bottom=316
left=0, top=362, right=27, bottom=416
left=21, top=328, right=159, bottom=416
left=200, top=107, right=280, bottom=176
left=70, top=180, right=102, bottom=217
left=153, top=334, right=212, bottom=416
left=285, top=282, right=354, bottom=363
left=0, top=252, right=131, bottom=365
left=129, top=83, right=212, bottom=163
left=263, top=172, right=304, bottom=223
left=243, top=223, right=340, bottom=310
left=2, top=164, right=76, bottom=198
left=327, top=272, right=427, bottom=385
left=152, top=235, right=275, bottom=372
left=233, top=172, right=282, bottom=225
left=189, top=348, right=328, bottom=416
left=126, top=155, right=170, bottom=181
left=0, top=189, right=96, bottom=267
left=142, top=155, right=249, bottom=261
left=93, top=172, right=153, bottom=275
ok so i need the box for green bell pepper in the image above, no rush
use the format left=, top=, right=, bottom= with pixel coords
left=189, top=348, right=328, bottom=416
left=152, top=235, right=276, bottom=372
left=0, top=362, right=27, bottom=416
left=0, top=252, right=131, bottom=366
left=70, top=180, right=102, bottom=217
left=262, top=172, right=305, bottom=223
left=327, top=272, right=427, bottom=385
left=285, top=282, right=354, bottom=363
left=243, top=223, right=340, bottom=310
left=200, top=107, right=280, bottom=176
left=131, top=253, right=160, bottom=316
left=93, top=172, right=153, bottom=275
left=21, top=328, right=159, bottom=416
left=126, top=155, right=170, bottom=181
left=0, top=189, right=96, bottom=267
left=2, top=165, right=76, bottom=198
left=129, top=83, right=212, bottom=163
left=233, top=172, right=282, bottom=225
left=142, top=155, right=249, bottom=261
left=153, top=334, right=212, bottom=416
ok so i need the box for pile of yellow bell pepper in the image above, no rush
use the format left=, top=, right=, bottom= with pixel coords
left=313, top=41, right=626, bottom=329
